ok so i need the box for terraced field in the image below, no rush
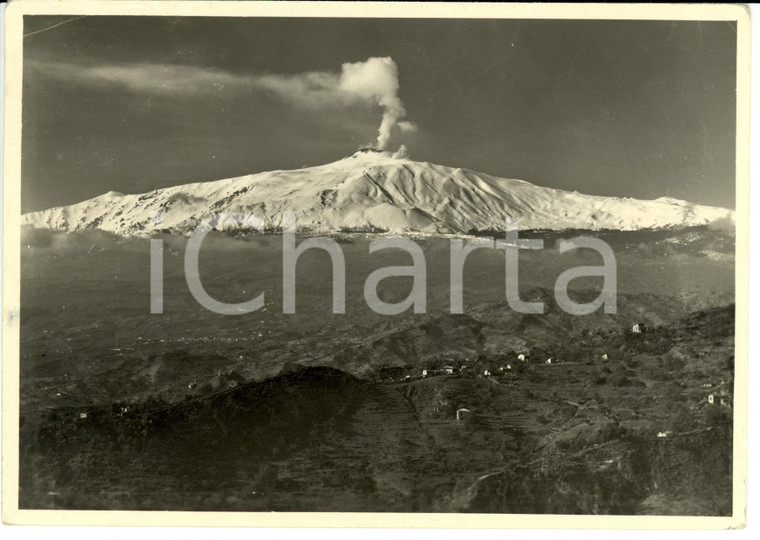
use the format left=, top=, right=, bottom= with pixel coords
left=18, top=227, right=735, bottom=513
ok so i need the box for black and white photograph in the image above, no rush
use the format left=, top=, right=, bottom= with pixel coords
left=1, top=1, right=750, bottom=528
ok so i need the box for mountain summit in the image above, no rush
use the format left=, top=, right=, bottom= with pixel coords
left=22, top=151, right=733, bottom=236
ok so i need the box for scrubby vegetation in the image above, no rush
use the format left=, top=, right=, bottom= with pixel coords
left=19, top=305, right=734, bottom=514
left=19, top=228, right=735, bottom=513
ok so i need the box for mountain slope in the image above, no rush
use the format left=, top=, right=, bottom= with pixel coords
left=22, top=150, right=733, bottom=235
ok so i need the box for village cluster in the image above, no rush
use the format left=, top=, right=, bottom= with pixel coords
left=63, top=320, right=732, bottom=440
left=371, top=321, right=733, bottom=429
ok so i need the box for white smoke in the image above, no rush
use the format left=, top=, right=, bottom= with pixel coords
left=30, top=56, right=417, bottom=150
left=391, top=145, right=410, bottom=159
left=338, top=57, right=416, bottom=150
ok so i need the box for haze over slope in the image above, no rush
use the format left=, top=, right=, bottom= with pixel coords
left=22, top=149, right=733, bottom=236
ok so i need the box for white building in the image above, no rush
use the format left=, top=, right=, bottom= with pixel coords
left=456, top=408, right=472, bottom=421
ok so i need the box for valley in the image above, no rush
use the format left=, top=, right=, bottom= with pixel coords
left=17, top=226, right=735, bottom=513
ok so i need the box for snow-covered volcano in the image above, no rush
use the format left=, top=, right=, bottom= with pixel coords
left=22, top=149, right=733, bottom=236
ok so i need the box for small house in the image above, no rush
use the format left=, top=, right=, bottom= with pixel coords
left=443, top=366, right=457, bottom=375
left=601, top=354, right=608, bottom=361
left=456, top=408, right=472, bottom=421
left=631, top=323, right=645, bottom=334
left=483, top=370, right=491, bottom=377
left=517, top=354, right=526, bottom=362
left=422, top=369, right=428, bottom=378
left=708, top=392, right=731, bottom=407
left=657, top=431, right=672, bottom=438
left=546, top=358, right=553, bottom=365
left=78, top=412, right=88, bottom=420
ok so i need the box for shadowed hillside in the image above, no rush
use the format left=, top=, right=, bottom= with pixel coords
left=20, top=306, right=734, bottom=513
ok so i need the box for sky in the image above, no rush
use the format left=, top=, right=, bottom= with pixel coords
left=22, top=16, right=737, bottom=213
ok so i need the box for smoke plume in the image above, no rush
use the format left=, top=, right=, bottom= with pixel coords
left=30, top=56, right=417, bottom=150
left=338, top=57, right=416, bottom=150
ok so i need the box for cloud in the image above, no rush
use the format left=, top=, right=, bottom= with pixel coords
left=21, top=226, right=262, bottom=254
left=706, top=213, right=735, bottom=234
left=397, top=121, right=418, bottom=133
left=28, top=56, right=416, bottom=150
left=21, top=226, right=145, bottom=254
